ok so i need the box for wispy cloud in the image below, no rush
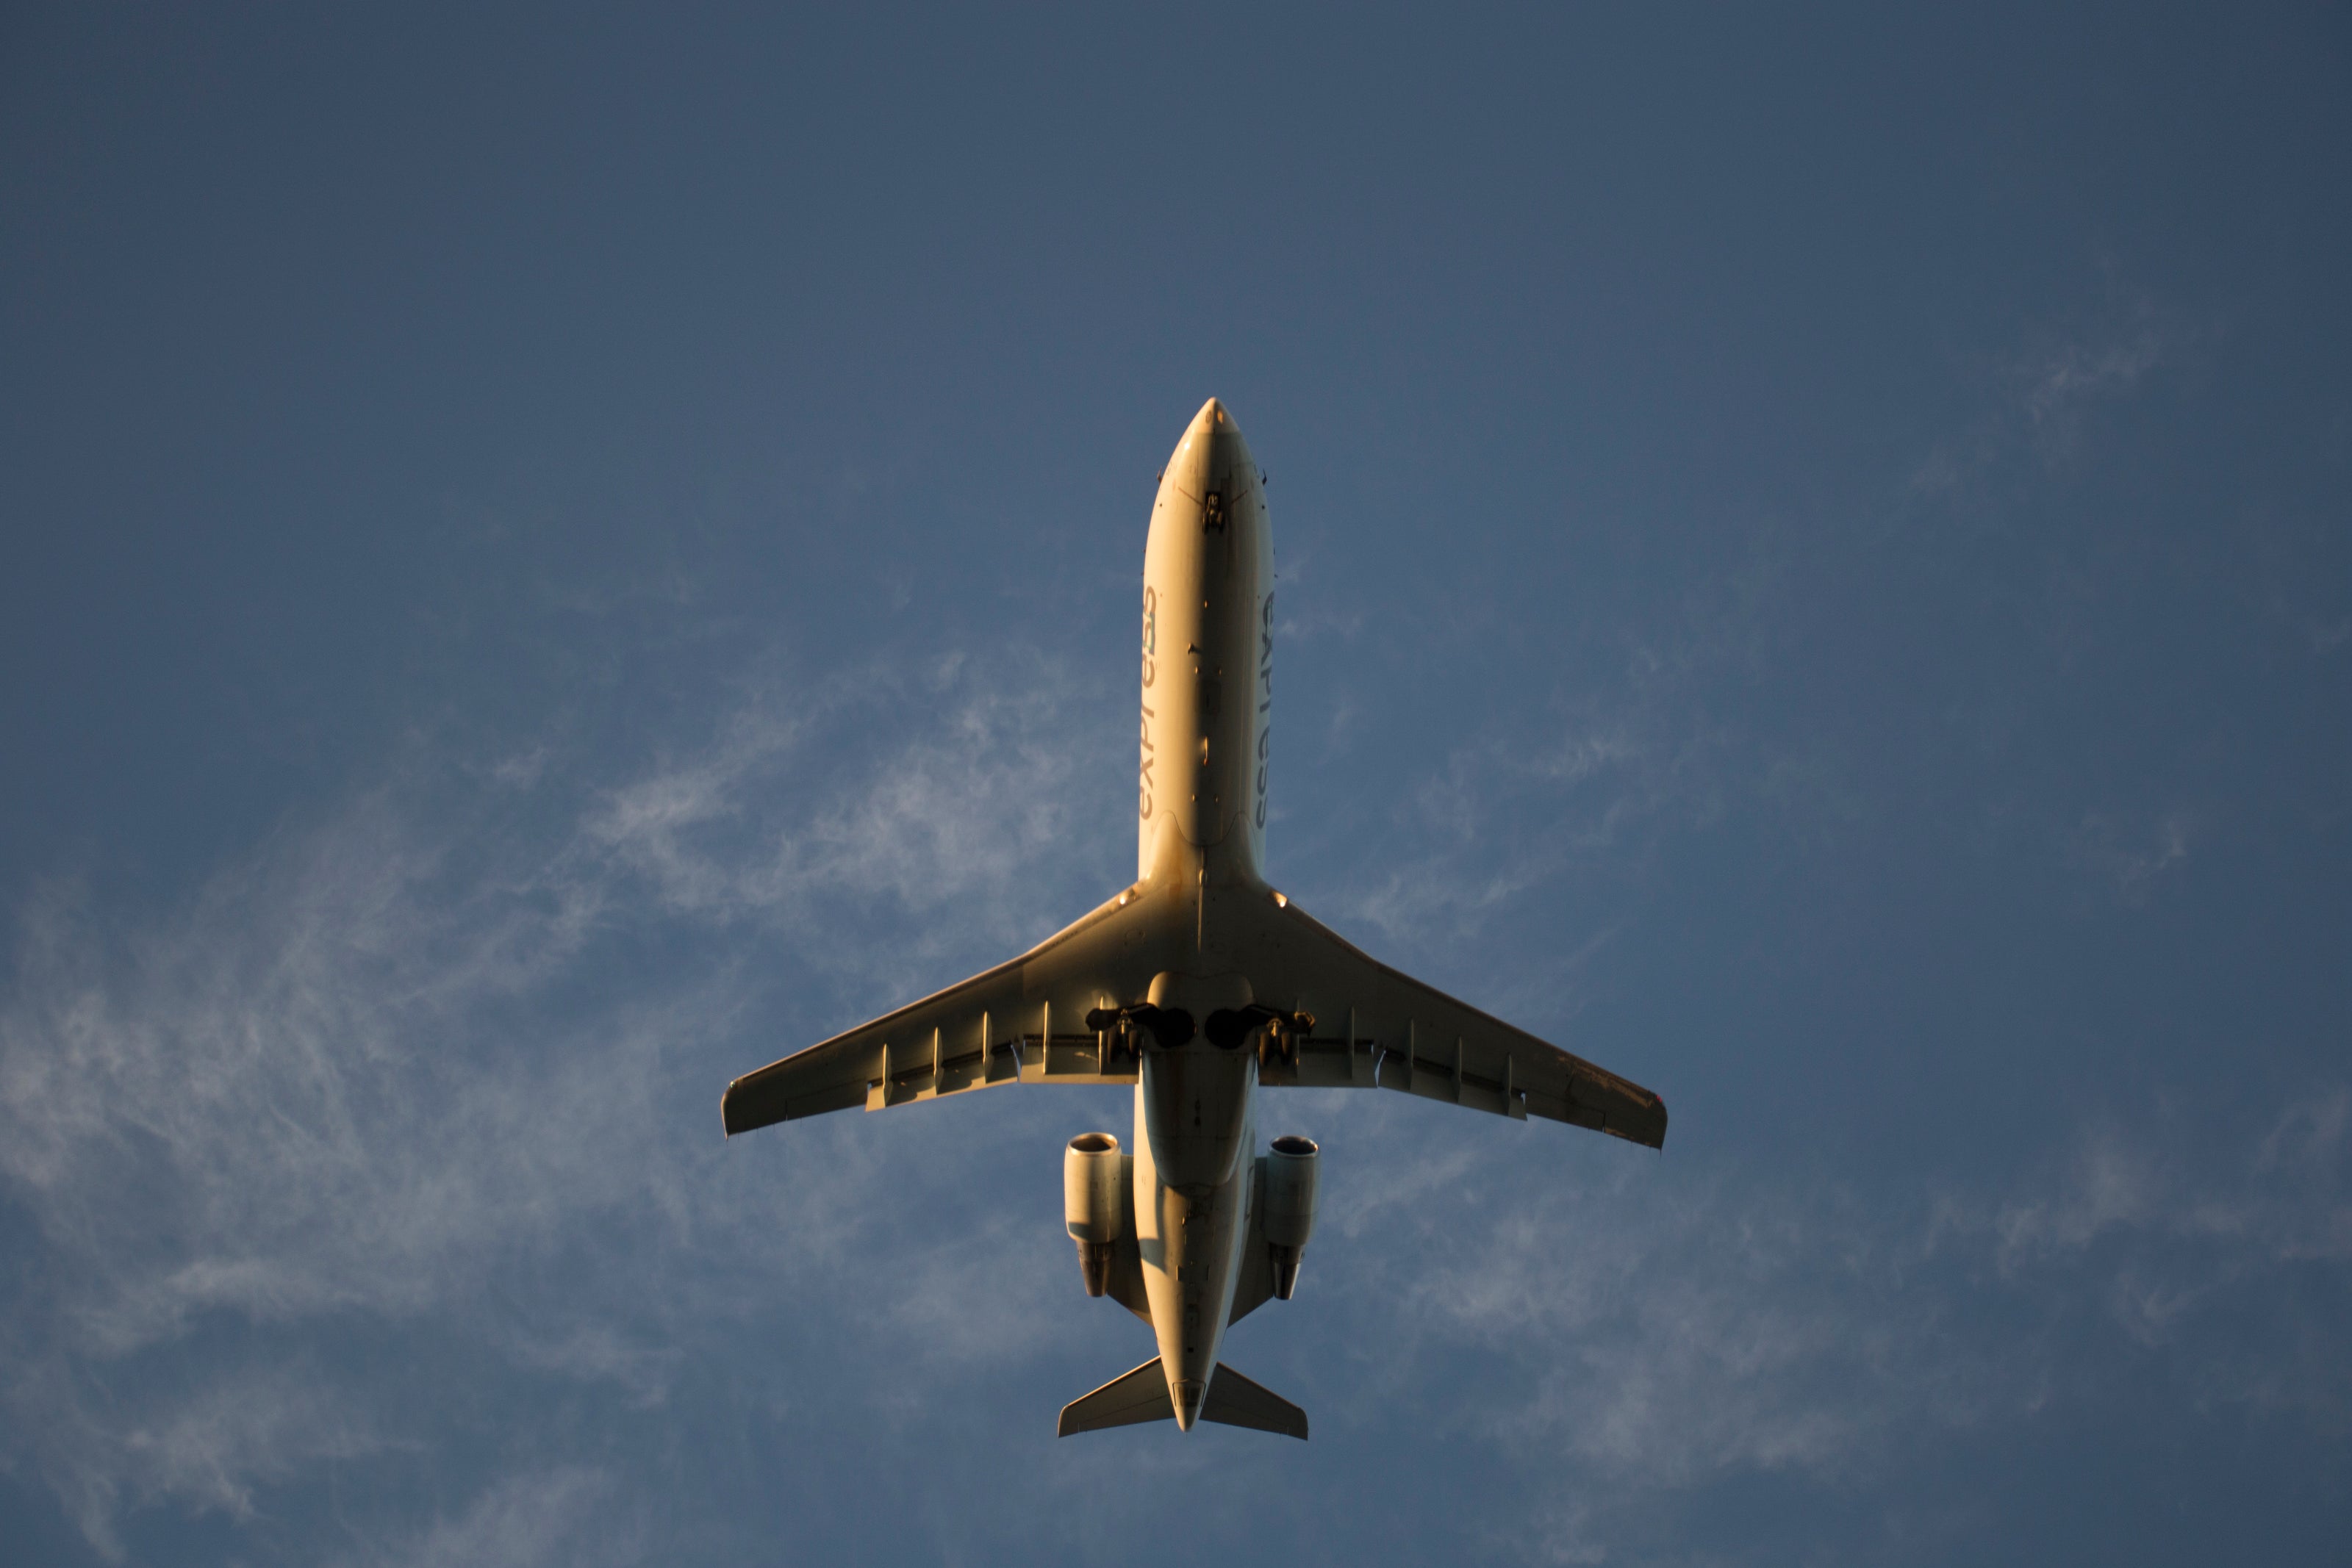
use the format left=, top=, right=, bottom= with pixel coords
left=2020, top=329, right=2167, bottom=450
left=0, top=644, right=1115, bottom=1558
left=3, top=637, right=2342, bottom=1564
left=15, top=1356, right=395, bottom=1559
left=1313, top=662, right=1742, bottom=971
left=581, top=648, right=1118, bottom=990
left=1911, top=303, right=2185, bottom=496
left=2067, top=808, right=2193, bottom=905
left=1320, top=1093, right=2352, bottom=1551
left=331, top=1467, right=635, bottom=1568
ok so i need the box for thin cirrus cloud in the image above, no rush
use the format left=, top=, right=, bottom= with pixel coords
left=1307, top=1086, right=2349, bottom=1557
left=0, top=646, right=1114, bottom=1558
left=1910, top=313, right=2179, bottom=497
left=1, top=633, right=2343, bottom=1564
left=325, top=1467, right=639, bottom=1568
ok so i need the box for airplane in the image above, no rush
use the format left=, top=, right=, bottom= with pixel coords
left=721, top=398, right=1668, bottom=1440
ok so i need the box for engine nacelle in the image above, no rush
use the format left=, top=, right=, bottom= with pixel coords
left=1262, top=1134, right=1319, bottom=1300
left=1063, top=1132, right=1128, bottom=1297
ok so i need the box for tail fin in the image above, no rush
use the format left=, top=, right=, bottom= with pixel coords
left=1056, top=1358, right=1308, bottom=1440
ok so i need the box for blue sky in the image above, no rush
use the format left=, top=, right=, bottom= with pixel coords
left=3, top=4, right=2348, bottom=1563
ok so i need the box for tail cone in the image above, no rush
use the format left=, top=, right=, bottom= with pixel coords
left=1172, top=1379, right=1206, bottom=1431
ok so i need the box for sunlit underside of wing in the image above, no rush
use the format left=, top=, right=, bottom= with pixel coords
left=721, top=885, right=1169, bottom=1136
left=1238, top=893, right=1668, bottom=1148
left=723, top=877, right=1665, bottom=1149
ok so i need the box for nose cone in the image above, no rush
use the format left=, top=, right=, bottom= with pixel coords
left=1172, top=1378, right=1206, bottom=1431
left=1164, top=397, right=1255, bottom=497
left=1186, top=397, right=1250, bottom=461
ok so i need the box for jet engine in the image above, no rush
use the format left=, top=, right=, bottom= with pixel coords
left=1063, top=1132, right=1129, bottom=1297
left=1262, top=1134, right=1319, bottom=1300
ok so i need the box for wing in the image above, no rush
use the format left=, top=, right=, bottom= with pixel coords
left=1237, top=892, right=1668, bottom=1148
left=722, top=885, right=1164, bottom=1136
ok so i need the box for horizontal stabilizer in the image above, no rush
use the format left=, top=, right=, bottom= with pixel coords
left=1200, top=1362, right=1308, bottom=1439
left=1056, top=1358, right=1308, bottom=1440
left=1057, top=1358, right=1172, bottom=1436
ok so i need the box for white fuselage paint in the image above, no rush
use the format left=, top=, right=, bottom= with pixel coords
left=1130, top=398, right=1277, bottom=1428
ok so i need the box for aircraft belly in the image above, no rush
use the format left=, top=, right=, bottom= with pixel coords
left=1133, top=1063, right=1257, bottom=1410
left=1124, top=399, right=1281, bottom=1420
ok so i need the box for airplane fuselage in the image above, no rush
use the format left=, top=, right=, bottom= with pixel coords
left=1137, top=398, right=1274, bottom=885
left=1130, top=398, right=1276, bottom=1428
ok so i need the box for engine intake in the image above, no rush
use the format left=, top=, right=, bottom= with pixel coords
left=1064, top=1132, right=1128, bottom=1298
left=1263, top=1134, right=1319, bottom=1300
